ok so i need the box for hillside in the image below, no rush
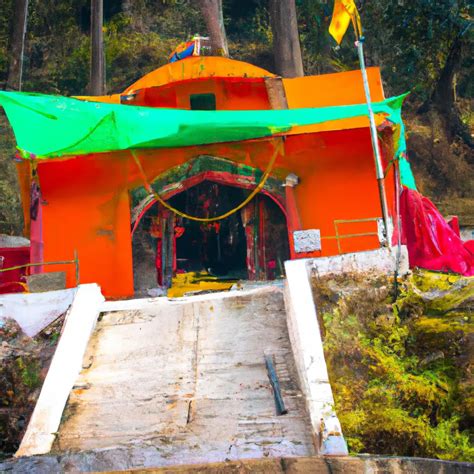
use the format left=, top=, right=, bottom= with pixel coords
left=0, top=1, right=472, bottom=236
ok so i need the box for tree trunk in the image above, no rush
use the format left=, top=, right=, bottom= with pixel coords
left=90, top=0, right=106, bottom=95
left=423, top=33, right=472, bottom=146
left=431, top=36, right=463, bottom=117
left=122, top=0, right=132, bottom=17
left=197, top=0, right=228, bottom=57
left=269, top=0, right=304, bottom=78
left=6, top=0, right=29, bottom=91
left=122, top=0, right=145, bottom=32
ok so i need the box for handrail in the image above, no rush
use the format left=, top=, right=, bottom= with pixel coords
left=321, top=218, right=380, bottom=254
left=0, top=250, right=80, bottom=287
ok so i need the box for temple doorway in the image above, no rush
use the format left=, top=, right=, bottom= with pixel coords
left=132, top=180, right=289, bottom=294
left=170, top=182, right=247, bottom=279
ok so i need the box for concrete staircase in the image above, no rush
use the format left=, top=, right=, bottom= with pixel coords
left=53, top=287, right=316, bottom=467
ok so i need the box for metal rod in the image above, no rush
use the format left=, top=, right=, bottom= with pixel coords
left=74, top=249, right=80, bottom=286
left=264, top=354, right=287, bottom=415
left=334, top=218, right=380, bottom=224
left=356, top=39, right=391, bottom=250
left=334, top=221, right=342, bottom=254
left=321, top=232, right=378, bottom=240
left=0, top=260, right=76, bottom=273
left=393, top=162, right=402, bottom=299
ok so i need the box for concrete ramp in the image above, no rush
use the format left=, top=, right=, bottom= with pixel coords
left=53, top=287, right=316, bottom=466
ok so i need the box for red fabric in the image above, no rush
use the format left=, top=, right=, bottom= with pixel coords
left=0, top=246, right=30, bottom=293
left=447, top=215, right=460, bottom=236
left=400, top=188, right=474, bottom=276
left=465, top=240, right=474, bottom=256
left=0, top=282, right=27, bottom=294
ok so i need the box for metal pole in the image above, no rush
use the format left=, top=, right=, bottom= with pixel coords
left=356, top=38, right=391, bottom=248
left=264, top=354, right=287, bottom=415
left=0, top=259, right=77, bottom=273
left=74, top=249, right=80, bottom=286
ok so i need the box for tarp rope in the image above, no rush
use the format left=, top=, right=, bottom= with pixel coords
left=130, top=140, right=283, bottom=223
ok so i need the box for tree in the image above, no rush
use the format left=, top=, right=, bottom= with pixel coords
left=122, top=0, right=132, bottom=18
left=90, top=0, right=105, bottom=95
left=269, top=0, right=304, bottom=77
left=197, top=0, right=228, bottom=57
left=427, top=27, right=472, bottom=145
left=6, top=0, right=28, bottom=90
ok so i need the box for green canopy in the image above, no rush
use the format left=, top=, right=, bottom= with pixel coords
left=0, top=90, right=416, bottom=189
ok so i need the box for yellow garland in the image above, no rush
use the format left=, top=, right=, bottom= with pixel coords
left=130, top=139, right=283, bottom=223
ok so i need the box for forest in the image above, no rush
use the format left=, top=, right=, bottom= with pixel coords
left=0, top=0, right=472, bottom=237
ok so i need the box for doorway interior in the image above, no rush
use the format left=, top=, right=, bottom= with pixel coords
left=132, top=180, right=289, bottom=293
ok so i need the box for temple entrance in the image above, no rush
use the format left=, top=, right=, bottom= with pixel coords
left=170, top=182, right=248, bottom=279
left=132, top=180, right=289, bottom=294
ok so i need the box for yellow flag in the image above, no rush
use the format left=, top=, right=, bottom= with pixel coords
left=329, top=0, right=362, bottom=45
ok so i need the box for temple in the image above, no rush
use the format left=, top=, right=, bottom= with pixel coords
left=2, top=57, right=411, bottom=298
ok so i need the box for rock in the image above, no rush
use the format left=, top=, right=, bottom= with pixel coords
left=0, top=234, right=30, bottom=248
left=419, top=351, right=445, bottom=367
left=25, top=272, right=66, bottom=292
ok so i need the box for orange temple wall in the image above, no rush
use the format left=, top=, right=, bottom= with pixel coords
left=18, top=58, right=397, bottom=298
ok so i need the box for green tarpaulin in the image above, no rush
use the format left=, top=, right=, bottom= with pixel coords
left=0, top=91, right=416, bottom=190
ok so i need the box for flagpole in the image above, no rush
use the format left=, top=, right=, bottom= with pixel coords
left=356, top=37, right=391, bottom=249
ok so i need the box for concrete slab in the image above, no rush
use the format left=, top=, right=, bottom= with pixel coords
left=308, top=246, right=409, bottom=277
left=284, top=259, right=346, bottom=456
left=25, top=272, right=66, bottom=292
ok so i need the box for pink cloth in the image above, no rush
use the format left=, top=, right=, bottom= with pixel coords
left=400, top=188, right=474, bottom=276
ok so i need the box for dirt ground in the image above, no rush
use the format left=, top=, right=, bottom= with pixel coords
left=0, top=315, right=63, bottom=459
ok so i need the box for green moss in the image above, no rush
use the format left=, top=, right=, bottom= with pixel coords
left=397, top=269, right=474, bottom=315
left=414, top=313, right=472, bottom=334
left=314, top=270, right=474, bottom=461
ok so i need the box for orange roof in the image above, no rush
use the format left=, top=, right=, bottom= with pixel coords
left=124, top=56, right=275, bottom=93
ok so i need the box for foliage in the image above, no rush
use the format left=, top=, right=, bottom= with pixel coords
left=0, top=0, right=470, bottom=101
left=297, top=0, right=473, bottom=101
left=359, top=0, right=472, bottom=100
left=0, top=113, right=22, bottom=234
left=104, top=16, right=177, bottom=93
left=313, top=272, right=473, bottom=461
left=0, top=1, right=471, bottom=228
left=15, top=356, right=41, bottom=390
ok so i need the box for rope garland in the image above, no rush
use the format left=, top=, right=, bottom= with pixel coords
left=130, top=139, right=283, bottom=223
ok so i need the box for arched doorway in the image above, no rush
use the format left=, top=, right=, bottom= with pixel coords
left=170, top=181, right=248, bottom=278
left=132, top=178, right=290, bottom=294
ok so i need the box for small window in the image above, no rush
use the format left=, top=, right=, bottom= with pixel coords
left=190, top=93, right=216, bottom=110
